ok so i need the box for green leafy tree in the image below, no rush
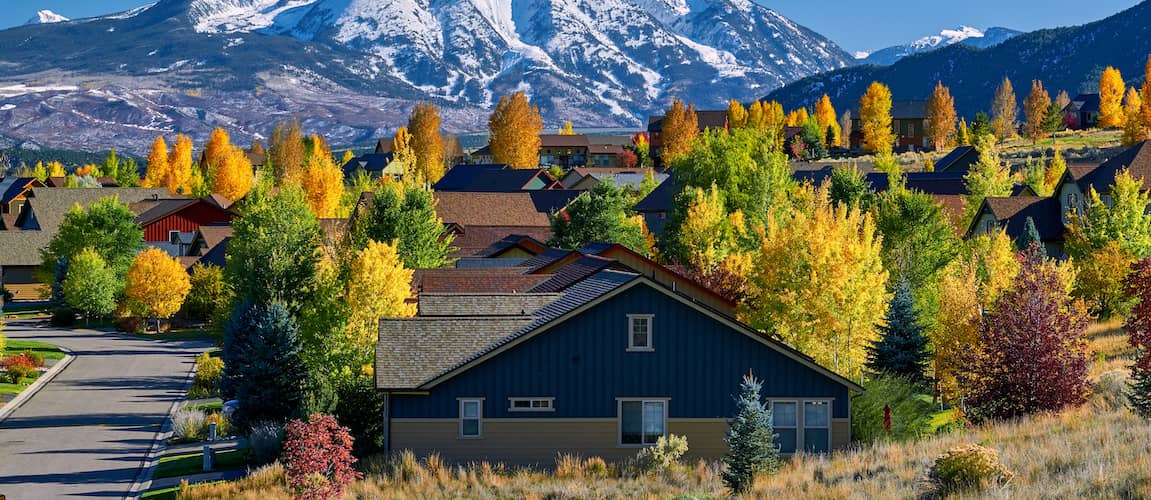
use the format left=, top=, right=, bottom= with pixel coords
left=873, top=189, right=958, bottom=292
left=222, top=300, right=309, bottom=429
left=962, top=134, right=1013, bottom=226
left=828, top=164, right=873, bottom=210
left=550, top=181, right=649, bottom=256
left=1066, top=169, right=1151, bottom=259
left=184, top=263, right=232, bottom=324
left=354, top=185, right=455, bottom=269
left=226, top=187, right=321, bottom=314
left=865, top=280, right=929, bottom=383
left=722, top=374, right=780, bottom=494
left=1042, top=101, right=1065, bottom=133
left=62, top=248, right=118, bottom=323
left=41, top=196, right=145, bottom=281
left=970, top=112, right=992, bottom=138
left=799, top=117, right=828, bottom=160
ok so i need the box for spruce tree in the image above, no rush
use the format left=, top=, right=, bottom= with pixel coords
left=1124, top=258, right=1151, bottom=417
left=865, top=280, right=929, bottom=382
left=222, top=301, right=309, bottom=430
left=1019, top=217, right=1042, bottom=252
left=723, top=374, right=780, bottom=494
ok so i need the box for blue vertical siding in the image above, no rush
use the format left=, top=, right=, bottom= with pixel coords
left=391, top=283, right=852, bottom=420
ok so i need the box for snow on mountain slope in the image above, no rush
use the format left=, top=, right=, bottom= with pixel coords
left=861, top=26, right=1022, bottom=66
left=26, top=10, right=70, bottom=25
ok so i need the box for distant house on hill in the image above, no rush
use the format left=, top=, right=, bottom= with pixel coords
left=539, top=134, right=590, bottom=169
left=932, top=146, right=980, bottom=173
left=1063, top=93, right=1100, bottom=130
left=341, top=151, right=400, bottom=180
left=849, top=100, right=928, bottom=152
left=647, top=110, right=728, bottom=161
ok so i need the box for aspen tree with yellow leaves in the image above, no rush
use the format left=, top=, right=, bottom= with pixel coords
left=166, top=134, right=195, bottom=196
left=409, top=103, right=446, bottom=182
left=1142, top=56, right=1151, bottom=134
left=489, top=92, right=543, bottom=169
left=1023, top=80, right=1052, bottom=143
left=212, top=146, right=254, bottom=202
left=727, top=100, right=748, bottom=129
left=126, top=247, right=191, bottom=332
left=926, top=81, right=957, bottom=150
left=270, top=118, right=306, bottom=184
left=660, top=99, right=698, bottom=164
left=203, top=127, right=232, bottom=173
left=142, top=136, right=169, bottom=189
left=558, top=120, right=575, bottom=135
left=743, top=185, right=889, bottom=380
left=990, top=77, right=1018, bottom=140
left=346, top=240, right=416, bottom=354
left=859, top=82, right=895, bottom=155
left=1122, top=87, right=1147, bottom=146
left=1099, top=66, right=1126, bottom=128
left=301, top=152, right=345, bottom=218
left=392, top=126, right=418, bottom=183
left=814, top=94, right=840, bottom=147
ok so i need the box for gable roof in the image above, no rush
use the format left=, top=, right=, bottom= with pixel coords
left=0, top=177, right=41, bottom=204
left=647, top=110, right=728, bottom=132
left=131, top=198, right=203, bottom=226
left=377, top=271, right=864, bottom=393
left=539, top=134, right=591, bottom=148
left=448, top=225, right=554, bottom=258
left=1075, top=140, right=1151, bottom=193
left=418, top=293, right=563, bottom=317
left=633, top=176, right=677, bottom=213
left=342, top=152, right=398, bottom=177
left=477, top=234, right=550, bottom=258
left=966, top=196, right=1064, bottom=241
left=1067, top=93, right=1101, bottom=113
left=413, top=268, right=551, bottom=294
left=852, top=100, right=926, bottom=120
left=433, top=164, right=557, bottom=192
left=528, top=254, right=620, bottom=293
left=434, top=192, right=561, bottom=227
left=579, top=172, right=668, bottom=191
left=933, top=146, right=979, bottom=173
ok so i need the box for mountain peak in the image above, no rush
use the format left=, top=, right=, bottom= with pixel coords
left=861, top=25, right=1021, bottom=66
left=26, top=10, right=70, bottom=25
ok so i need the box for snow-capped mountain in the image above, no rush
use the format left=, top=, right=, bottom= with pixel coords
left=0, top=0, right=853, bottom=153
left=860, top=26, right=1022, bottom=66
left=25, top=10, right=70, bottom=25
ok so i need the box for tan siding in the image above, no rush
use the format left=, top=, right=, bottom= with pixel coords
left=832, top=419, right=850, bottom=449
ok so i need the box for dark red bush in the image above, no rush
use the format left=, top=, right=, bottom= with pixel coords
left=1, top=354, right=38, bottom=383
left=281, top=413, right=361, bottom=499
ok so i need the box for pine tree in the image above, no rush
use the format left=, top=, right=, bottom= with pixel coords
left=488, top=92, right=543, bottom=169
left=1023, top=80, right=1052, bottom=143
left=1125, top=258, right=1151, bottom=417
left=859, top=82, right=895, bottom=155
left=865, top=280, right=929, bottom=382
left=722, top=373, right=779, bottom=494
left=409, top=102, right=446, bottom=183
left=990, top=77, right=1018, bottom=140
left=926, top=81, right=957, bottom=151
left=1099, top=67, right=1126, bottom=129
left=661, top=99, right=699, bottom=163
left=222, top=300, right=309, bottom=430
left=1020, top=216, right=1042, bottom=252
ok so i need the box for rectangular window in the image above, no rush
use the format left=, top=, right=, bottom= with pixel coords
left=803, top=401, right=831, bottom=453
left=508, top=397, right=555, bottom=412
left=459, top=399, right=482, bottom=438
left=619, top=399, right=667, bottom=445
left=628, top=314, right=654, bottom=351
left=771, top=401, right=798, bottom=454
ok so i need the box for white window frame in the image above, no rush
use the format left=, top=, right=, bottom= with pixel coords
left=508, top=397, right=555, bottom=412
left=168, top=230, right=181, bottom=243
left=768, top=398, right=833, bottom=454
left=616, top=398, right=669, bottom=447
left=458, top=398, right=484, bottom=439
left=627, top=314, right=654, bottom=352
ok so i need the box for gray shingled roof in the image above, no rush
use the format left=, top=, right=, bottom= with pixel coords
left=0, top=187, right=174, bottom=267
left=417, top=293, right=562, bottom=317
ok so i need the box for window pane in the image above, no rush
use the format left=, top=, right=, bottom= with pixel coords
left=632, top=331, right=649, bottom=348
left=532, top=400, right=549, bottom=408
left=643, top=401, right=666, bottom=444
left=773, top=402, right=797, bottom=427
left=621, top=401, right=642, bottom=444
left=803, top=429, right=829, bottom=453
left=775, top=428, right=797, bottom=454
left=462, top=419, right=480, bottom=436
left=804, top=401, right=829, bottom=428
left=462, top=401, right=479, bottom=418
left=512, top=400, right=530, bottom=408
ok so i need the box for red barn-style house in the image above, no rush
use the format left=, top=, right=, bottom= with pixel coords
left=131, top=195, right=236, bottom=257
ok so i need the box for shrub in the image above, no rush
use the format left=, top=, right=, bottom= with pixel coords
left=556, top=455, right=612, bottom=480
left=205, top=412, right=232, bottom=439
left=851, top=373, right=934, bottom=443
left=172, top=408, right=207, bottom=440
left=928, top=444, right=1014, bottom=493
left=723, top=374, right=779, bottom=494
left=1, top=354, right=37, bottom=383
left=190, top=352, right=223, bottom=399
left=281, top=413, right=361, bottom=499
left=248, top=421, right=285, bottom=465
left=1093, top=370, right=1129, bottom=411
left=0, top=332, right=6, bottom=354
left=21, top=350, right=44, bottom=368
left=635, top=434, right=689, bottom=473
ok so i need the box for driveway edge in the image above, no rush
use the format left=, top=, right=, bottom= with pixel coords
left=0, top=346, right=75, bottom=424
left=127, top=353, right=200, bottom=499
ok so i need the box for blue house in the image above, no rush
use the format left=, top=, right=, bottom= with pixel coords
left=376, top=269, right=861, bottom=465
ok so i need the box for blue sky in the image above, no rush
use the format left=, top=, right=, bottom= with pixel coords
left=1, top=0, right=1142, bottom=53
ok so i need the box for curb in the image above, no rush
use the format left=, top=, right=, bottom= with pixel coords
left=127, top=352, right=200, bottom=499
left=0, top=346, right=75, bottom=424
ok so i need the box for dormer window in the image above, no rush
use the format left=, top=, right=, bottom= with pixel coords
left=628, top=314, right=654, bottom=351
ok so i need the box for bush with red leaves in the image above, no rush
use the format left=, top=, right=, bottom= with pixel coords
left=281, top=413, right=361, bottom=500
left=1, top=354, right=37, bottom=384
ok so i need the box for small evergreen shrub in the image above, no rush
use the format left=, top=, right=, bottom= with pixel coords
left=928, top=444, right=1014, bottom=492
left=723, top=374, right=780, bottom=494
left=172, top=408, right=207, bottom=440
left=635, top=434, right=689, bottom=473
left=248, top=421, right=286, bottom=465
left=1, top=354, right=37, bottom=383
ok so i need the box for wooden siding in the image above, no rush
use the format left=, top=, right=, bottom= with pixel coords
left=142, top=203, right=233, bottom=242
left=390, top=418, right=852, bottom=466
left=1, top=265, right=47, bottom=300
left=390, top=283, right=851, bottom=422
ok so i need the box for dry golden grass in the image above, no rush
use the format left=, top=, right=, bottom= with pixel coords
left=183, top=323, right=1150, bottom=499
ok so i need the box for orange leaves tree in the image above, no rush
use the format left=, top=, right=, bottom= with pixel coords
left=1022, top=80, right=1051, bottom=143
left=814, top=94, right=841, bottom=148
left=488, top=91, right=543, bottom=169
left=1099, top=66, right=1126, bottom=128
left=859, top=82, right=894, bottom=155
left=926, top=81, right=957, bottom=151
left=142, top=136, right=169, bottom=190
left=301, top=151, right=345, bottom=218
left=409, top=102, right=445, bottom=183
left=125, top=247, right=192, bottom=332
left=660, top=98, right=698, bottom=164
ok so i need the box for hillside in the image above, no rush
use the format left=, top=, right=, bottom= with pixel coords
left=860, top=26, right=1021, bottom=66
left=766, top=0, right=1151, bottom=116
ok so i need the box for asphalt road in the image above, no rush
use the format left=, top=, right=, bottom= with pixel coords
left=0, top=320, right=212, bottom=499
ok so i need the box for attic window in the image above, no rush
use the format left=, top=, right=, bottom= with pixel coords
left=508, top=397, right=555, bottom=412
left=628, top=314, right=654, bottom=352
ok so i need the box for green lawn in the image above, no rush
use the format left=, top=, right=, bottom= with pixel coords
left=4, top=340, right=67, bottom=361
left=153, top=448, right=251, bottom=480
left=0, top=371, right=41, bottom=396
left=127, top=329, right=218, bottom=342
left=142, top=481, right=225, bottom=500
left=187, top=400, right=223, bottom=413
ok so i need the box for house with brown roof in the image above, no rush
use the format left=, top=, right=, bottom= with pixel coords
left=433, top=191, right=581, bottom=258
left=539, top=134, right=591, bottom=168
left=850, top=100, right=929, bottom=151
left=647, top=110, right=729, bottom=163
left=130, top=197, right=235, bottom=257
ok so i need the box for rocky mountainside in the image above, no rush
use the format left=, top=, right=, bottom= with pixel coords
left=0, top=0, right=851, bottom=154
left=860, top=26, right=1021, bottom=66
left=766, top=0, right=1151, bottom=118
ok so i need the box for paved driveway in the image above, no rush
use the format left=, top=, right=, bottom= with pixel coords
left=0, top=320, right=212, bottom=499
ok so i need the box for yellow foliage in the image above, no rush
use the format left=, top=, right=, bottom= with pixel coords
left=679, top=183, right=737, bottom=273
left=340, top=150, right=356, bottom=169
left=410, top=103, right=446, bottom=183
left=727, top=100, right=748, bottom=129
left=859, top=82, right=895, bottom=155
left=1099, top=67, right=1125, bottom=128
left=203, top=127, right=231, bottom=174
left=165, top=134, right=195, bottom=196
left=814, top=94, right=840, bottom=146
left=964, top=229, right=1020, bottom=309
left=142, top=136, right=169, bottom=189
left=990, top=77, right=1017, bottom=140
left=926, top=81, right=957, bottom=151
left=126, top=247, right=192, bottom=321
left=1122, top=86, right=1147, bottom=146
left=558, top=120, right=575, bottom=135
left=1143, top=56, right=1151, bottom=135
left=931, top=260, right=982, bottom=405
left=785, top=107, right=809, bottom=128
left=301, top=152, right=344, bottom=218
left=347, top=240, right=416, bottom=350
left=392, top=126, right=418, bottom=184
left=660, top=99, right=698, bottom=164
left=489, top=92, right=543, bottom=169
left=212, top=145, right=254, bottom=202
left=76, top=164, right=100, bottom=177
left=1023, top=80, right=1051, bottom=143
left=743, top=186, right=889, bottom=379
